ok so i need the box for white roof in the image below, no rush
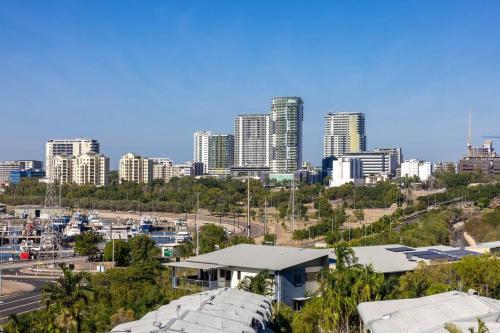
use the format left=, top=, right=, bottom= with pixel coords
left=182, top=244, right=330, bottom=271
left=358, top=291, right=500, bottom=333
left=347, top=244, right=420, bottom=273
left=334, top=244, right=462, bottom=274
left=111, top=288, right=272, bottom=333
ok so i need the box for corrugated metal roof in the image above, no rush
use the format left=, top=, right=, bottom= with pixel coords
left=357, top=291, right=500, bottom=333
left=111, top=288, right=272, bottom=333
left=182, top=244, right=330, bottom=271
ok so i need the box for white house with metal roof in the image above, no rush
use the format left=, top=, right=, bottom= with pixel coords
left=166, top=244, right=330, bottom=309
left=111, top=288, right=272, bottom=333
left=357, top=290, right=500, bottom=333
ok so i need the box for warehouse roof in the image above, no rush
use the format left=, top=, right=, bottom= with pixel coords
left=176, top=244, right=330, bottom=271
left=358, top=291, right=500, bottom=333
left=111, top=288, right=272, bottom=333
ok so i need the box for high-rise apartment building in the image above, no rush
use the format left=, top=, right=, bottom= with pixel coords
left=234, top=114, right=271, bottom=168
left=150, top=158, right=174, bottom=182
left=46, top=139, right=99, bottom=181
left=270, top=97, right=303, bottom=173
left=208, top=134, right=234, bottom=175
left=52, top=155, right=74, bottom=184
left=119, top=153, right=153, bottom=184
left=323, top=112, right=366, bottom=158
left=193, top=131, right=211, bottom=174
left=72, top=153, right=109, bottom=187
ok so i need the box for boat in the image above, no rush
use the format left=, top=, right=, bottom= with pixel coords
left=63, top=221, right=82, bottom=238
left=139, top=216, right=154, bottom=233
left=88, top=210, right=104, bottom=230
left=128, top=225, right=140, bottom=237
left=19, top=239, right=35, bottom=260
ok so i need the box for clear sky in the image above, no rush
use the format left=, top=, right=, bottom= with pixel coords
left=1, top=1, right=500, bottom=168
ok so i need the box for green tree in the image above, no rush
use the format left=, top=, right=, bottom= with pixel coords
left=228, top=235, right=255, bottom=246
left=74, top=231, right=102, bottom=261
left=237, top=270, right=274, bottom=297
left=269, top=302, right=294, bottom=333
left=333, top=243, right=357, bottom=271
left=128, top=235, right=160, bottom=267
left=41, top=265, right=93, bottom=333
left=198, top=224, right=227, bottom=254
left=103, top=240, right=131, bottom=267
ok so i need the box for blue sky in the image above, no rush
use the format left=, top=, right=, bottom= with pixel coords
left=1, top=1, right=500, bottom=168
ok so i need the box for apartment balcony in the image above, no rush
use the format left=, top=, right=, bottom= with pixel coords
left=173, top=277, right=231, bottom=290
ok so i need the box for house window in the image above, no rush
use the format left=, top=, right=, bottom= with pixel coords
left=237, top=271, right=241, bottom=280
left=306, top=272, right=318, bottom=282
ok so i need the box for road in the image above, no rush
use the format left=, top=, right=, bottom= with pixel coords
left=0, top=272, right=54, bottom=322
left=0, top=256, right=85, bottom=270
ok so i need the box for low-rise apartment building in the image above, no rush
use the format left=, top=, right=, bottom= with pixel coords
left=167, top=244, right=330, bottom=310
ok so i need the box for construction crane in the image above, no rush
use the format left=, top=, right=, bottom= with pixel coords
left=482, top=136, right=500, bottom=139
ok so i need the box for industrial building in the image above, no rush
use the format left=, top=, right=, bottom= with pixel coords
left=342, top=150, right=398, bottom=177
left=111, top=288, right=272, bottom=333
left=328, top=157, right=364, bottom=187
left=459, top=140, right=500, bottom=175
left=167, top=244, right=330, bottom=309
left=9, top=169, right=46, bottom=184
left=400, top=159, right=433, bottom=181
left=358, top=290, right=500, bottom=333
left=0, top=161, right=21, bottom=184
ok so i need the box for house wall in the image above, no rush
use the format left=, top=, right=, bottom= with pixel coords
left=280, top=267, right=306, bottom=307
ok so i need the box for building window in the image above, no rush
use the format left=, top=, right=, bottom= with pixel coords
left=237, top=271, right=241, bottom=280
left=306, top=272, right=317, bottom=282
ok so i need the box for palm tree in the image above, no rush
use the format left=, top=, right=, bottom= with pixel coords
left=469, top=318, right=490, bottom=333
left=333, top=243, right=357, bottom=271
left=237, top=270, right=274, bottom=297
left=41, top=264, right=93, bottom=333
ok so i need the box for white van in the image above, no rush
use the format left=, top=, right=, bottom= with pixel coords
left=176, top=231, right=192, bottom=243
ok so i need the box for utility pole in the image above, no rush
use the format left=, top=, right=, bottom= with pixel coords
left=195, top=193, right=200, bottom=256
left=288, top=176, right=296, bottom=233
left=247, top=174, right=251, bottom=238
left=111, top=220, right=115, bottom=264
left=264, top=197, right=267, bottom=236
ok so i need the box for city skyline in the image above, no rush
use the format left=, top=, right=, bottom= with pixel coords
left=1, top=1, right=500, bottom=167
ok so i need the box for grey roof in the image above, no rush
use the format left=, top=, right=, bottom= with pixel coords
left=357, top=291, right=500, bottom=333
left=182, top=244, right=330, bottom=271
left=346, top=244, right=420, bottom=273
left=333, top=244, right=464, bottom=274
left=111, top=288, right=272, bottom=333
left=477, top=240, right=500, bottom=249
